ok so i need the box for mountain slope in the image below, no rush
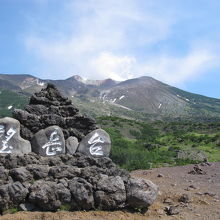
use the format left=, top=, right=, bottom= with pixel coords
left=0, top=73, right=220, bottom=121
left=99, top=76, right=187, bottom=114
left=0, top=88, right=29, bottom=117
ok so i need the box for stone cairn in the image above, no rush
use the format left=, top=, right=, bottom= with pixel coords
left=0, top=84, right=158, bottom=214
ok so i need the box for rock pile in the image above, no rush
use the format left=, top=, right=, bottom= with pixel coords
left=0, top=152, right=158, bottom=213
left=0, top=83, right=158, bottom=214
left=188, top=164, right=206, bottom=175
left=12, top=83, right=98, bottom=141
left=10, top=84, right=111, bottom=157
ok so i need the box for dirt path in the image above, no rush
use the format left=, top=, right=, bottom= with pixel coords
left=1, top=162, right=220, bottom=220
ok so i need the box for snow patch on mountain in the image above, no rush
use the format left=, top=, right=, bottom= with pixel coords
left=119, top=95, right=125, bottom=100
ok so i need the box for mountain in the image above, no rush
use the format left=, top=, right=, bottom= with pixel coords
left=0, top=73, right=220, bottom=121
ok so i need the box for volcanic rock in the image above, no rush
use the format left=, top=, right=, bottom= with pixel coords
left=31, top=125, right=65, bottom=157
left=165, top=205, right=180, bottom=215
left=0, top=153, right=158, bottom=213
left=0, top=117, right=31, bottom=155
left=178, top=193, right=190, bottom=203
left=66, top=136, right=79, bottom=155
left=77, top=129, right=111, bottom=157
left=95, top=174, right=126, bottom=210
left=127, top=178, right=158, bottom=208
left=188, top=165, right=206, bottom=175
left=69, top=177, right=94, bottom=210
left=12, top=83, right=98, bottom=141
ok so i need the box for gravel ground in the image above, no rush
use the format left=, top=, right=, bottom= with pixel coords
left=1, top=162, right=220, bottom=220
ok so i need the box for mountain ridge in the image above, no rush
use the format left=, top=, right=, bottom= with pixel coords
left=0, top=73, right=220, bottom=121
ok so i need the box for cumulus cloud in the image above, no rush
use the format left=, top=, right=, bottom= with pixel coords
left=89, top=52, right=136, bottom=81
left=138, top=48, right=218, bottom=86
left=25, top=0, right=219, bottom=85
left=25, top=0, right=175, bottom=79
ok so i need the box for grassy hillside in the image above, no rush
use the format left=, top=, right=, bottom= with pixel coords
left=97, top=116, right=220, bottom=170
left=0, top=88, right=29, bottom=117
left=170, top=87, right=220, bottom=118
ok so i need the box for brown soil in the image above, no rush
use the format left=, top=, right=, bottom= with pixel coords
left=1, top=162, right=220, bottom=220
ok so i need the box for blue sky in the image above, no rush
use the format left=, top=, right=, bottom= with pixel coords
left=0, top=0, right=220, bottom=98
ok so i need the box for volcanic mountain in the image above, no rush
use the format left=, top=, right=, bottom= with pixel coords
left=0, top=73, right=220, bottom=121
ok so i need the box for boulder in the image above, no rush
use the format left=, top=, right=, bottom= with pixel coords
left=9, top=167, right=32, bottom=183
left=48, top=165, right=81, bottom=179
left=0, top=166, right=8, bottom=181
left=77, top=129, right=111, bottom=157
left=0, top=184, right=10, bottom=212
left=127, top=178, right=158, bottom=209
left=12, top=83, right=98, bottom=141
left=66, top=136, right=79, bottom=155
left=95, top=174, right=126, bottom=210
left=28, top=180, right=71, bottom=211
left=31, top=126, right=65, bottom=157
left=26, top=164, right=49, bottom=180
left=69, top=177, right=94, bottom=210
left=8, top=181, right=28, bottom=204
left=0, top=117, right=31, bottom=155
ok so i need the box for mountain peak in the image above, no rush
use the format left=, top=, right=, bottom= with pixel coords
left=68, top=75, right=117, bottom=88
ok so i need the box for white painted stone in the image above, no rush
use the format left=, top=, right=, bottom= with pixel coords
left=0, top=117, right=31, bottom=155
left=31, top=126, right=65, bottom=157
left=77, top=129, right=111, bottom=157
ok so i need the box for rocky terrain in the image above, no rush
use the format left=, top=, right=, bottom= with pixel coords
left=0, top=152, right=158, bottom=214
left=1, top=162, right=219, bottom=220
left=0, top=84, right=158, bottom=216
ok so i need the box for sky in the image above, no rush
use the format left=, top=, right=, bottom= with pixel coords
left=0, top=0, right=220, bottom=98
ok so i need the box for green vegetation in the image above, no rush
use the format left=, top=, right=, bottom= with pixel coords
left=6, top=207, right=19, bottom=214
left=60, top=203, right=71, bottom=211
left=97, top=116, right=220, bottom=171
left=170, top=87, right=220, bottom=119
left=0, top=88, right=29, bottom=117
left=0, top=87, right=219, bottom=171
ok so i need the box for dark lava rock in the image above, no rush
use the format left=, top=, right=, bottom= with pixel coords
left=178, top=193, right=190, bottom=203
left=127, top=178, right=158, bottom=209
left=69, top=177, right=94, bottom=210
left=26, top=164, right=49, bottom=180
left=95, top=174, right=126, bottom=210
left=9, top=167, right=32, bottom=183
left=165, top=205, right=180, bottom=215
left=0, top=153, right=158, bottom=213
left=188, top=165, right=206, bottom=175
left=12, top=83, right=98, bottom=141
left=29, top=180, right=71, bottom=211
left=66, top=136, right=79, bottom=155
left=8, top=181, right=28, bottom=204
left=0, top=117, right=31, bottom=155
left=18, top=203, right=36, bottom=211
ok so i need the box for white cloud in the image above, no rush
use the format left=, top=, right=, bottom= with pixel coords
left=88, top=47, right=218, bottom=86
left=25, top=0, right=175, bottom=79
left=89, top=52, right=136, bottom=81
left=138, top=48, right=218, bottom=86
left=25, top=0, right=219, bottom=86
